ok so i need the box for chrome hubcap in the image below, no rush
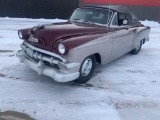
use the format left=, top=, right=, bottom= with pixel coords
left=136, top=42, right=141, bottom=50
left=136, top=45, right=140, bottom=50
left=81, top=58, right=93, bottom=77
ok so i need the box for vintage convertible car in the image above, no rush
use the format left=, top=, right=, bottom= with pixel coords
left=16, top=5, right=150, bottom=83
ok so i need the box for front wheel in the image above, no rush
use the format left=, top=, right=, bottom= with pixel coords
left=130, top=40, right=142, bottom=55
left=74, top=55, right=96, bottom=84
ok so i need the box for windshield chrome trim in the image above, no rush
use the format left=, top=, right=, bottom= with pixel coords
left=69, top=7, right=114, bottom=27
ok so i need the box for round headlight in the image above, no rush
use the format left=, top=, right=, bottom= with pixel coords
left=18, top=31, right=23, bottom=39
left=58, top=43, right=66, bottom=54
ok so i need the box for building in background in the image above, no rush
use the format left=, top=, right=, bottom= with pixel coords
left=0, top=0, right=79, bottom=19
left=0, top=0, right=159, bottom=21
left=80, top=0, right=160, bottom=21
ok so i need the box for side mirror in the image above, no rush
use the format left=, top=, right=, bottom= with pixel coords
left=123, top=20, right=128, bottom=25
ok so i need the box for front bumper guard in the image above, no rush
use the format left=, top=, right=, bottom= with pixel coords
left=16, top=50, right=80, bottom=82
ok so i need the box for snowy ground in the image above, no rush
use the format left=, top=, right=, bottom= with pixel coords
left=0, top=17, right=160, bottom=120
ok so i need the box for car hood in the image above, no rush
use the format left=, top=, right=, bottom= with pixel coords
left=23, top=22, right=107, bottom=52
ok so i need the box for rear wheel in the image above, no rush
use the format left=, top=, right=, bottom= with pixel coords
left=130, top=40, right=142, bottom=55
left=74, top=55, right=96, bottom=84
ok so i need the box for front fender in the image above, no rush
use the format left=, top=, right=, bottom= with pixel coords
left=63, top=33, right=113, bottom=65
left=52, top=32, right=106, bottom=55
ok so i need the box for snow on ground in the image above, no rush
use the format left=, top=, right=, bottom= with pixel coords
left=0, top=18, right=160, bottom=120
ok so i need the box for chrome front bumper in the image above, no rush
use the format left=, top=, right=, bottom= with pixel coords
left=16, top=42, right=80, bottom=82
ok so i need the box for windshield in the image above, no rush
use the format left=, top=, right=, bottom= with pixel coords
left=70, top=8, right=112, bottom=25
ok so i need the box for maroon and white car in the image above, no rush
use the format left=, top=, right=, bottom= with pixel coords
left=16, top=5, right=150, bottom=83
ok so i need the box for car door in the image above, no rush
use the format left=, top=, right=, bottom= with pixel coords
left=109, top=12, right=135, bottom=61
left=110, top=28, right=135, bottom=61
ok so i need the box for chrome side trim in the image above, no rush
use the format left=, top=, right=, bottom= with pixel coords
left=23, top=42, right=66, bottom=62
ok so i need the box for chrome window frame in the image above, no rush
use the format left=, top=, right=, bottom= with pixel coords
left=110, top=12, right=118, bottom=26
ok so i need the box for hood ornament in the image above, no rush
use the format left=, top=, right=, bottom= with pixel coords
left=28, top=34, right=38, bottom=43
left=29, top=24, right=44, bottom=42
left=31, top=24, right=45, bottom=34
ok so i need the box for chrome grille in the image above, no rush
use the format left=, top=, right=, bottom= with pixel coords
left=21, top=43, right=61, bottom=65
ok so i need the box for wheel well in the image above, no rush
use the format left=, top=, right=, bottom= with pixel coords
left=94, top=53, right=101, bottom=64
left=142, top=39, right=146, bottom=44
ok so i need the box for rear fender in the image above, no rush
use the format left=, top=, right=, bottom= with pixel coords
left=132, top=26, right=150, bottom=49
